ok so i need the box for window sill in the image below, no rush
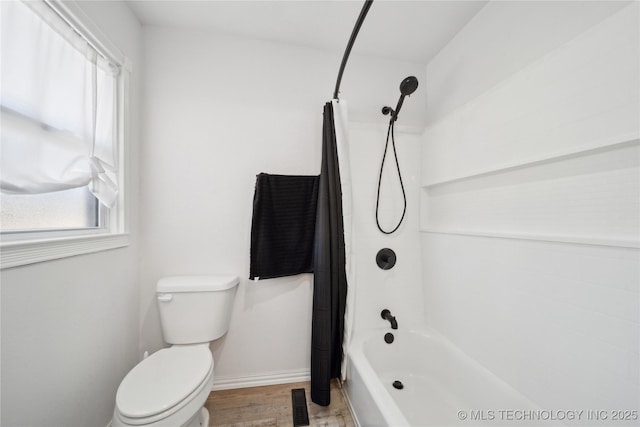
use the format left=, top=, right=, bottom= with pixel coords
left=0, top=233, right=130, bottom=269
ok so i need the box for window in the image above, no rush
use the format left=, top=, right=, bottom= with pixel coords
left=1, top=187, right=100, bottom=231
left=0, top=0, right=130, bottom=268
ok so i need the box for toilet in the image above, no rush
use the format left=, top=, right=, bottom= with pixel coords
left=112, top=275, right=239, bottom=427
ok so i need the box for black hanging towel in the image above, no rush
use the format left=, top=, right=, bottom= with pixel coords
left=311, top=102, right=347, bottom=406
left=249, top=173, right=319, bottom=280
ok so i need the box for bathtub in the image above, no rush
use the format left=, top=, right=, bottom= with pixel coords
left=344, top=327, right=556, bottom=427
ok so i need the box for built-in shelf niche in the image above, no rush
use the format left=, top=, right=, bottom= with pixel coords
left=420, top=138, right=640, bottom=249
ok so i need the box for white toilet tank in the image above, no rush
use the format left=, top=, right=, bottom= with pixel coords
left=156, top=275, right=239, bottom=344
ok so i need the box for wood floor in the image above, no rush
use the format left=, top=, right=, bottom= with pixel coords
left=205, top=380, right=356, bottom=427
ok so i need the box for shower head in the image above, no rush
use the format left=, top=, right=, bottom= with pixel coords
left=382, top=76, right=419, bottom=122
left=399, top=76, right=419, bottom=96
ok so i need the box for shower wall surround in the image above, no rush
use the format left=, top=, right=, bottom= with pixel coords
left=348, top=123, right=424, bottom=333
left=421, top=1, right=639, bottom=413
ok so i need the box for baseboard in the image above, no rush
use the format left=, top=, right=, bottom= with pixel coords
left=211, top=368, right=310, bottom=391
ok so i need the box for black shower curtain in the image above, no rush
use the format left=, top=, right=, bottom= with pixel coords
left=310, top=102, right=348, bottom=406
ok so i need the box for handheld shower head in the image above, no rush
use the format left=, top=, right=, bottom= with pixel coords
left=376, top=77, right=419, bottom=235
left=385, top=76, right=418, bottom=122
left=399, top=76, right=419, bottom=96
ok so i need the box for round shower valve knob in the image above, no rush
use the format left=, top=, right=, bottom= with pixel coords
left=376, top=248, right=396, bottom=270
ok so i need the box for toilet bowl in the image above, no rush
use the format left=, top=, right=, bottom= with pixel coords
left=113, top=344, right=213, bottom=427
left=113, top=276, right=239, bottom=427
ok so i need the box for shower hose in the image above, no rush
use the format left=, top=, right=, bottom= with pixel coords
left=375, top=120, right=407, bottom=234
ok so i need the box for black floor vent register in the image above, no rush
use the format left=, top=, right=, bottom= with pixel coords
left=291, top=388, right=310, bottom=426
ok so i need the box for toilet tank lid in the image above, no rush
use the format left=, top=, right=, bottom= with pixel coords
left=157, top=275, right=239, bottom=293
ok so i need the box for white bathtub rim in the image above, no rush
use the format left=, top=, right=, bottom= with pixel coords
left=348, top=328, right=413, bottom=427
left=347, top=325, right=552, bottom=427
left=347, top=325, right=448, bottom=426
left=347, top=354, right=409, bottom=426
left=340, top=384, right=363, bottom=427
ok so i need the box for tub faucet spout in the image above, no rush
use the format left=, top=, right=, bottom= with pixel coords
left=381, top=309, right=398, bottom=329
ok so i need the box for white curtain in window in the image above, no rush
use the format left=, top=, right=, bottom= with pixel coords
left=0, top=0, right=120, bottom=207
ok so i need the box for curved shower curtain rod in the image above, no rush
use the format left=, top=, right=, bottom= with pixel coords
left=333, top=0, right=374, bottom=100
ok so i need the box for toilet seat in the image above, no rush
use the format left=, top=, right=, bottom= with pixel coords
left=113, top=345, right=214, bottom=426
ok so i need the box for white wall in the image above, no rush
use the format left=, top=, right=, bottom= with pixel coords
left=0, top=2, right=142, bottom=426
left=422, top=0, right=639, bottom=418
left=139, top=26, right=425, bottom=386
